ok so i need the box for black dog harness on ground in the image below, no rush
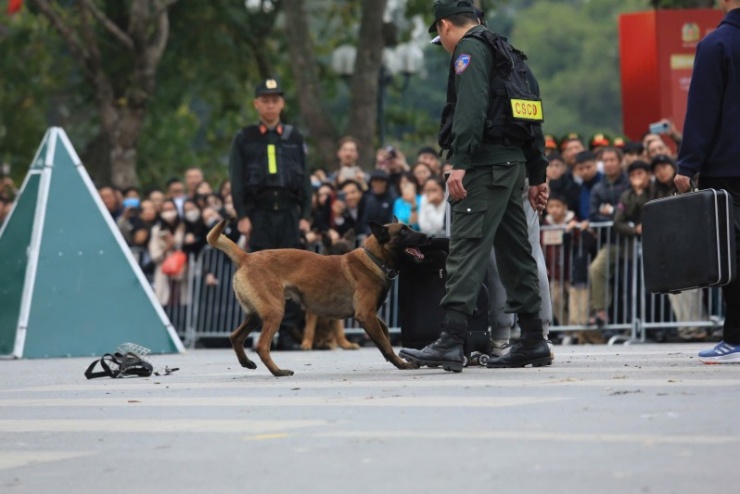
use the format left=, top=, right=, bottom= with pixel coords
left=84, top=352, right=154, bottom=379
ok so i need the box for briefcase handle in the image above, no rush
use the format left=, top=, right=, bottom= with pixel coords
left=676, top=178, right=699, bottom=195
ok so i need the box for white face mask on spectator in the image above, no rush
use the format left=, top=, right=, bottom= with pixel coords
left=161, top=211, right=178, bottom=222
left=184, top=210, right=200, bottom=223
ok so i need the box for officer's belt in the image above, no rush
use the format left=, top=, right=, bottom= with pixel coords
left=253, top=188, right=299, bottom=211
left=482, top=134, right=526, bottom=147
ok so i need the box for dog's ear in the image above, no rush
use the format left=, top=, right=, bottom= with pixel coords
left=343, top=228, right=356, bottom=246
left=321, top=232, right=333, bottom=253
left=369, top=222, right=391, bottom=244
left=392, top=215, right=399, bottom=223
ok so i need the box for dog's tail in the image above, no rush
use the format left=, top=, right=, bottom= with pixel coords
left=207, top=219, right=247, bottom=266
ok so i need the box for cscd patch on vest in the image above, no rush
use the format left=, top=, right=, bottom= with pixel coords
left=455, top=54, right=471, bottom=74
left=510, top=99, right=544, bottom=122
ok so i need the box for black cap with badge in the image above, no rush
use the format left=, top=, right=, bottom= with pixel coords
left=254, top=78, right=284, bottom=98
left=430, top=5, right=485, bottom=44
left=428, top=0, right=477, bottom=33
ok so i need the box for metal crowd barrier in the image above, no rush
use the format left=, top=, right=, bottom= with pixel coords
left=140, top=222, right=725, bottom=348
left=541, top=222, right=725, bottom=344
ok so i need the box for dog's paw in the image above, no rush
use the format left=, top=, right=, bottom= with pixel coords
left=399, top=360, right=420, bottom=370
left=272, top=369, right=295, bottom=377
left=239, top=358, right=257, bottom=370
left=300, top=343, right=312, bottom=351
left=341, top=343, right=361, bottom=350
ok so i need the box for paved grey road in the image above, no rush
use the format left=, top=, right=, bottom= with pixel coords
left=1, top=343, right=739, bottom=494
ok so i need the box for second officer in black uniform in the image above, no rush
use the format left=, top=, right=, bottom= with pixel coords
left=229, top=78, right=313, bottom=349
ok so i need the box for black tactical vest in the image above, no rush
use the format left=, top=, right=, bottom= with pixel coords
left=438, top=29, right=544, bottom=155
left=238, top=124, right=306, bottom=200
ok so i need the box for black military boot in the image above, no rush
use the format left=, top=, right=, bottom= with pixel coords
left=486, top=314, right=554, bottom=368
left=399, top=321, right=466, bottom=373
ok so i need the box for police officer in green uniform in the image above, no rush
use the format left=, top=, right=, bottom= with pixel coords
left=399, top=0, right=553, bottom=371
left=229, top=78, right=313, bottom=349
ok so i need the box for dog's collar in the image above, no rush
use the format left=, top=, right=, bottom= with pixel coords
left=364, top=248, right=398, bottom=281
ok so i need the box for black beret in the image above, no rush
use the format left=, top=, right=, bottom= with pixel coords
left=650, top=154, right=676, bottom=170
left=627, top=160, right=650, bottom=174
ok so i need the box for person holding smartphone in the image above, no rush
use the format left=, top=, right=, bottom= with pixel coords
left=116, top=189, right=142, bottom=246
left=392, top=173, right=421, bottom=230
left=332, top=179, right=369, bottom=237
left=333, top=136, right=367, bottom=188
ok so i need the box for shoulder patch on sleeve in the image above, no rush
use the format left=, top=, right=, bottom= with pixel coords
left=454, top=54, right=471, bottom=74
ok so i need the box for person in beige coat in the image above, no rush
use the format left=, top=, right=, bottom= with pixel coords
left=149, top=199, right=188, bottom=306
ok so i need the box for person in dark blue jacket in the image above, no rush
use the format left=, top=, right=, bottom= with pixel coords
left=587, top=147, right=630, bottom=328
left=572, top=150, right=602, bottom=221
left=675, top=0, right=740, bottom=363
left=364, top=170, right=397, bottom=226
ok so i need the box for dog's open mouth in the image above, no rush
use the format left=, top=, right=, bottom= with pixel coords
left=404, top=247, right=425, bottom=261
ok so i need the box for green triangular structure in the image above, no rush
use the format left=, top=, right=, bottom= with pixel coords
left=0, top=128, right=185, bottom=358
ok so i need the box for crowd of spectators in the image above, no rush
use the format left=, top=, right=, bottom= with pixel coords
left=540, top=120, right=711, bottom=342
left=80, top=139, right=455, bottom=311
left=0, top=120, right=716, bottom=344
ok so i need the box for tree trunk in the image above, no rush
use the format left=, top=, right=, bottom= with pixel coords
left=107, top=105, right=147, bottom=187
left=250, top=40, right=273, bottom=79
left=81, top=131, right=112, bottom=186
left=348, top=0, right=388, bottom=169
left=282, top=0, right=338, bottom=169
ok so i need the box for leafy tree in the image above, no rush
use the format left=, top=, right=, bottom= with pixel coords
left=283, top=0, right=344, bottom=169
left=345, top=0, right=390, bottom=168
left=2, top=0, right=724, bottom=191
left=134, top=0, right=284, bottom=187
left=511, top=0, right=647, bottom=140
left=0, top=10, right=74, bottom=183
left=284, top=0, right=396, bottom=168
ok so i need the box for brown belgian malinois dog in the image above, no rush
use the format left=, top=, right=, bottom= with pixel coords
left=301, top=230, right=360, bottom=351
left=206, top=219, right=428, bottom=376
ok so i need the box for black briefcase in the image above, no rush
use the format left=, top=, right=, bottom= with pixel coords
left=642, top=188, right=736, bottom=293
left=397, top=237, right=490, bottom=354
